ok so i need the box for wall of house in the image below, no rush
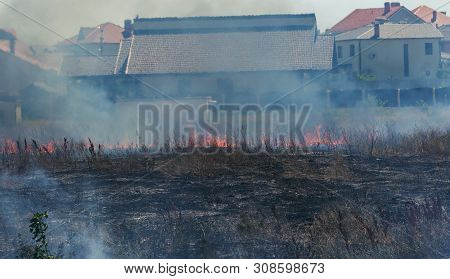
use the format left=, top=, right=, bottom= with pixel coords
left=0, top=51, right=36, bottom=126
left=0, top=51, right=59, bottom=125
left=0, top=51, right=43, bottom=95
left=441, top=40, right=450, bottom=53
left=112, top=71, right=329, bottom=104
left=336, top=38, right=441, bottom=81
left=0, top=101, right=20, bottom=126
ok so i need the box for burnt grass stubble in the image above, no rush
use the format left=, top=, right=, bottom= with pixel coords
left=0, top=129, right=449, bottom=259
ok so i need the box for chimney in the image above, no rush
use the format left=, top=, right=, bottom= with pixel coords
left=432, top=11, right=438, bottom=23
left=0, top=29, right=16, bottom=55
left=9, top=38, right=15, bottom=55
left=123, top=19, right=133, bottom=39
left=384, top=2, right=391, bottom=15
left=374, top=23, right=381, bottom=39
left=99, top=27, right=104, bottom=55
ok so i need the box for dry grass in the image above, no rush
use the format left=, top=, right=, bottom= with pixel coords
left=227, top=199, right=449, bottom=259
left=342, top=127, right=449, bottom=157
left=302, top=198, right=449, bottom=259
left=1, top=128, right=448, bottom=259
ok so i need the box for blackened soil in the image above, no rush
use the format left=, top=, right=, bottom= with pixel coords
left=0, top=153, right=449, bottom=258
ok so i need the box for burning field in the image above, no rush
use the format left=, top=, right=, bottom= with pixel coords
left=0, top=126, right=449, bottom=259
left=1, top=0, right=450, bottom=264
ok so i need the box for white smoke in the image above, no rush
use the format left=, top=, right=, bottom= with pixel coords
left=0, top=170, right=111, bottom=259
left=0, top=0, right=445, bottom=45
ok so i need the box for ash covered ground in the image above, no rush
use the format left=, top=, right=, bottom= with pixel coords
left=0, top=148, right=449, bottom=259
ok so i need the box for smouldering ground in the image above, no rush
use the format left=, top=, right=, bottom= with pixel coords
left=0, top=152, right=449, bottom=259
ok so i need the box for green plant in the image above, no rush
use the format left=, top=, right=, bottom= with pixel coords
left=29, top=212, right=55, bottom=259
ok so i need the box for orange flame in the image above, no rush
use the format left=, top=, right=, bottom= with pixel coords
left=0, top=126, right=346, bottom=155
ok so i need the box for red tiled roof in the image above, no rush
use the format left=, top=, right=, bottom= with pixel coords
left=0, top=28, right=53, bottom=70
left=412, top=5, right=450, bottom=27
left=330, top=6, right=402, bottom=34
left=58, top=22, right=124, bottom=45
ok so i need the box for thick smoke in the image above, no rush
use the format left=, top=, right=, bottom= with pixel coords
left=0, top=0, right=448, bottom=142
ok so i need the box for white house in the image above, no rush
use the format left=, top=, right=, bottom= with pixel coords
left=335, top=23, right=443, bottom=83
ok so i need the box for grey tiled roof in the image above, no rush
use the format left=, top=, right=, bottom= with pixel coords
left=336, top=23, right=443, bottom=41
left=311, top=35, right=335, bottom=70
left=124, top=30, right=334, bottom=74
left=60, top=55, right=116, bottom=77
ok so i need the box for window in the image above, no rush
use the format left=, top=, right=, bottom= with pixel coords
left=425, top=43, right=433, bottom=55
left=337, top=46, right=343, bottom=58
left=404, top=44, right=410, bottom=77
left=350, top=44, right=355, bottom=57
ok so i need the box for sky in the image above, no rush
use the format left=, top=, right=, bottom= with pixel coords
left=0, top=0, right=447, bottom=45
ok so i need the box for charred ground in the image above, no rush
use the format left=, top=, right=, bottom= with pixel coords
left=0, top=129, right=449, bottom=259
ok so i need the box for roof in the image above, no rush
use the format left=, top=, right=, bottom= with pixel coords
left=61, top=14, right=334, bottom=77
left=58, top=23, right=124, bottom=45
left=60, top=55, right=117, bottom=77
left=133, top=14, right=317, bottom=34
left=413, top=5, right=450, bottom=27
left=336, top=23, right=443, bottom=41
left=121, top=30, right=334, bottom=75
left=439, top=24, right=450, bottom=41
left=0, top=29, right=54, bottom=70
left=330, top=6, right=403, bottom=34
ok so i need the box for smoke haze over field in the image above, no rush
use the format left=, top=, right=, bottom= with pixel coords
left=0, top=0, right=449, bottom=143
left=0, top=0, right=446, bottom=44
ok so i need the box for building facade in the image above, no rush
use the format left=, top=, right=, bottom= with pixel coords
left=0, top=29, right=59, bottom=126
left=61, top=14, right=336, bottom=104
left=335, top=23, right=443, bottom=85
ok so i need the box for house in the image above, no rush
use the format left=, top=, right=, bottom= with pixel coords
left=0, top=29, right=54, bottom=70
left=61, top=14, right=336, bottom=104
left=413, top=5, right=450, bottom=28
left=329, top=2, right=423, bottom=34
left=55, top=22, right=123, bottom=56
left=48, top=23, right=124, bottom=73
left=0, top=29, right=58, bottom=127
left=335, top=23, right=443, bottom=85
